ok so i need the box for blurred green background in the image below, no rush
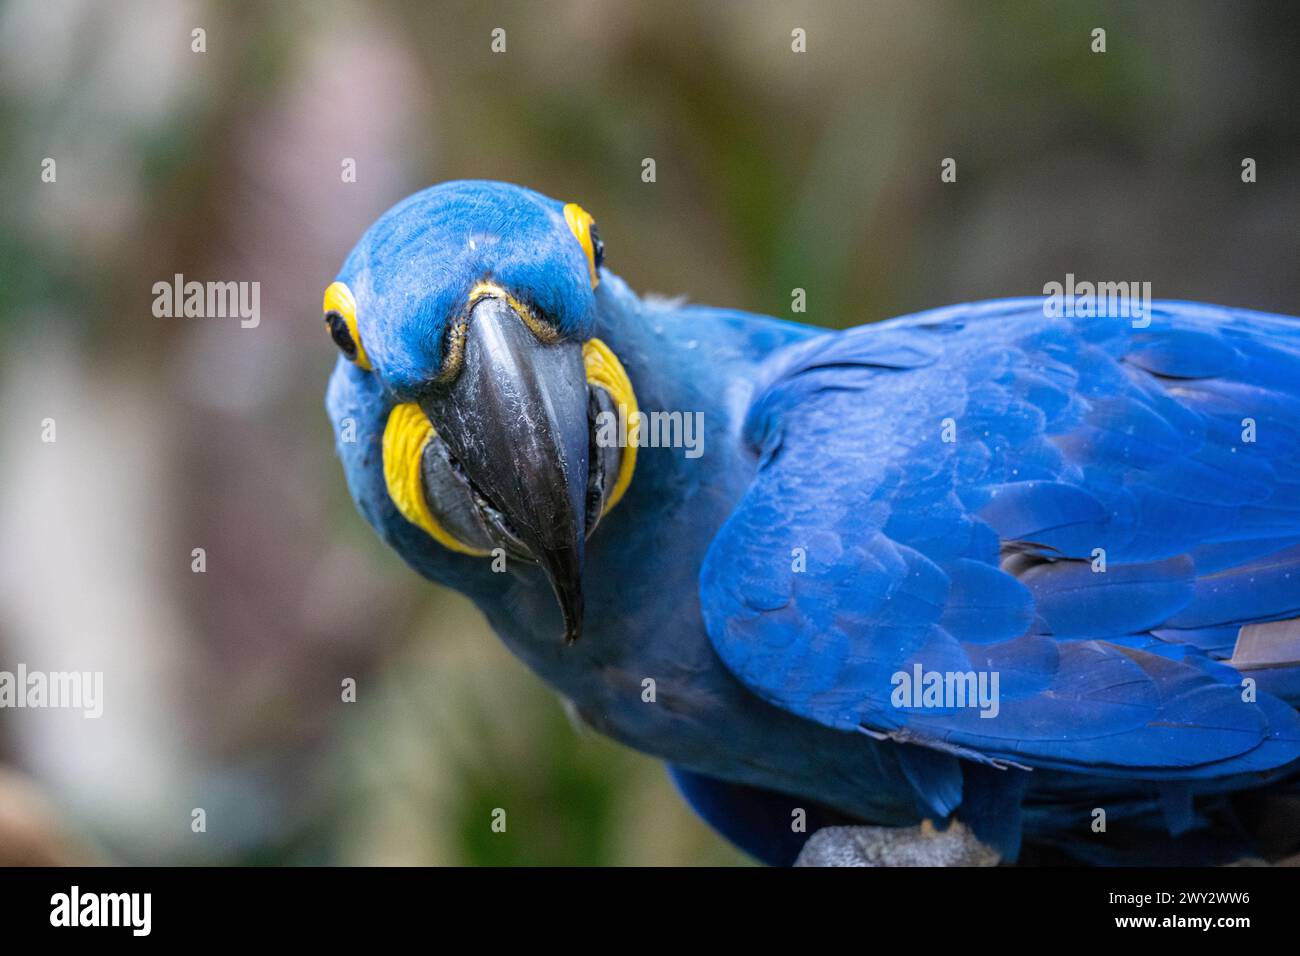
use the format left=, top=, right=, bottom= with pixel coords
left=0, top=0, right=1298, bottom=865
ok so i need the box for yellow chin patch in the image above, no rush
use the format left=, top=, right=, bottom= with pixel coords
left=583, top=337, right=638, bottom=515
left=382, top=402, right=488, bottom=556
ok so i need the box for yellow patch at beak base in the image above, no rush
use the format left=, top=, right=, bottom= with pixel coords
left=583, top=337, right=638, bottom=515
left=384, top=342, right=637, bottom=555
left=382, top=402, right=488, bottom=555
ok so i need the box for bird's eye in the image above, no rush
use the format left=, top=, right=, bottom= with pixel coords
left=563, top=203, right=603, bottom=288
left=322, top=281, right=372, bottom=370
left=326, top=311, right=357, bottom=358
left=589, top=222, right=605, bottom=271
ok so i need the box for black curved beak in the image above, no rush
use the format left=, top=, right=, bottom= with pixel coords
left=420, top=294, right=589, bottom=643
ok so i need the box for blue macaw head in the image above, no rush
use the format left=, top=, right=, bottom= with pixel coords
left=323, top=180, right=636, bottom=644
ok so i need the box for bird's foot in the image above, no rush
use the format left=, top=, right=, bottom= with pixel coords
left=793, top=819, right=1001, bottom=867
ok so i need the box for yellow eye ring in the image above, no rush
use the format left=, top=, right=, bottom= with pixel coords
left=563, top=203, right=602, bottom=289
left=323, top=281, right=372, bottom=370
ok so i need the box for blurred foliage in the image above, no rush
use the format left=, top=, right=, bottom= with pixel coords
left=0, top=0, right=1298, bottom=865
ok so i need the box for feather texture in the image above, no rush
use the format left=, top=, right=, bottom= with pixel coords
left=702, top=299, right=1300, bottom=783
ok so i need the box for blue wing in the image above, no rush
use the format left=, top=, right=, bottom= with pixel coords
left=701, top=298, right=1300, bottom=781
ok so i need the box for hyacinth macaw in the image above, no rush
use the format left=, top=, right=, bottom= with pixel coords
left=324, top=180, right=1300, bottom=865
